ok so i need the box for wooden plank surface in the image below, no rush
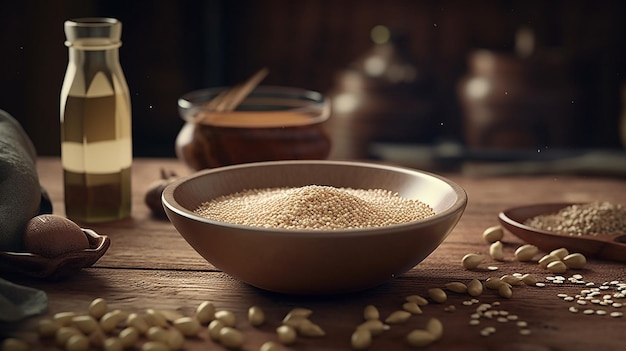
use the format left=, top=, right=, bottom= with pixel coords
left=2, top=157, right=626, bottom=350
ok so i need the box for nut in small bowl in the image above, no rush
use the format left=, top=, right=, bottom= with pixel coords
left=162, top=160, right=467, bottom=294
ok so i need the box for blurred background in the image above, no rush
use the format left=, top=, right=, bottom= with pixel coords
left=1, top=0, right=625, bottom=172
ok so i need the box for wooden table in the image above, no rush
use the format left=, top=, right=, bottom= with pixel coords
left=2, top=157, right=626, bottom=350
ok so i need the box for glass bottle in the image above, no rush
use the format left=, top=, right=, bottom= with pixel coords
left=60, top=18, right=132, bottom=223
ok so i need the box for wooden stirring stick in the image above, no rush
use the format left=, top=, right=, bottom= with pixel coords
left=194, top=67, right=269, bottom=124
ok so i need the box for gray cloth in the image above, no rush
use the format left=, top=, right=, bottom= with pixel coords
left=0, top=278, right=47, bottom=321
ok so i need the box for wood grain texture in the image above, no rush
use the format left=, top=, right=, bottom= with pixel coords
left=1, top=157, right=625, bottom=350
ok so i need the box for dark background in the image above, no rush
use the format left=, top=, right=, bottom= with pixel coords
left=1, top=0, right=625, bottom=158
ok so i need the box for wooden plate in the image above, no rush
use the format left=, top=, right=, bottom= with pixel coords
left=0, top=229, right=110, bottom=280
left=498, top=203, right=626, bottom=263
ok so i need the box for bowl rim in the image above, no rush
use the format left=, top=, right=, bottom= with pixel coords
left=162, top=160, right=467, bottom=237
left=177, top=85, right=330, bottom=125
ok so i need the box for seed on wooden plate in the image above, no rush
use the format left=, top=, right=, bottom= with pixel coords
left=195, top=301, right=216, bottom=324
left=126, top=313, right=149, bottom=334
left=351, top=328, right=372, bottom=350
left=214, top=310, right=236, bottom=327
left=428, top=288, right=448, bottom=303
left=550, top=248, right=570, bottom=259
left=402, top=301, right=423, bottom=315
left=88, top=298, right=108, bottom=320
left=514, top=244, right=538, bottom=262
left=498, top=284, right=513, bottom=299
left=356, top=320, right=389, bottom=336
left=385, top=310, right=412, bottom=324
left=445, top=282, right=468, bottom=294
left=173, top=316, right=201, bottom=336
left=276, top=325, right=297, bottom=345
left=363, top=304, right=380, bottom=320
left=208, top=320, right=225, bottom=341
left=38, top=319, right=60, bottom=338
left=483, top=225, right=504, bottom=243
left=144, top=309, right=168, bottom=328
left=260, top=341, right=281, bottom=351
left=297, top=320, right=326, bottom=337
left=489, top=241, right=505, bottom=261
left=462, top=253, right=483, bottom=269
left=547, top=260, right=568, bottom=274
left=66, top=334, right=89, bottom=351
left=1, top=338, right=29, bottom=351
left=219, top=327, right=245, bottom=348
left=118, top=327, right=139, bottom=348
left=563, top=253, right=587, bottom=269
left=467, top=279, right=484, bottom=297
left=405, top=294, right=429, bottom=306
left=425, top=318, right=443, bottom=340
left=248, top=306, right=265, bottom=327
left=141, top=341, right=169, bottom=351
left=406, top=329, right=437, bottom=348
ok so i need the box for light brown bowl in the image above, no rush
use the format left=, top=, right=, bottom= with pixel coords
left=162, top=160, right=467, bottom=294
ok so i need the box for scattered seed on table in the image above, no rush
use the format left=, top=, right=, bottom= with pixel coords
left=402, top=302, right=423, bottom=314
left=467, top=279, right=484, bottom=297
left=445, top=282, right=468, bottom=294
left=583, top=309, right=595, bottom=315
left=428, top=288, right=448, bottom=303
left=406, top=329, right=437, bottom=348
left=218, top=327, right=245, bottom=349
left=363, top=305, right=380, bottom=320
left=276, top=325, right=297, bottom=345
left=405, top=294, right=429, bottom=306
left=462, top=253, right=484, bottom=270
left=385, top=310, right=412, bottom=324
left=610, top=312, right=624, bottom=318
left=515, top=244, right=538, bottom=262
left=489, top=241, right=505, bottom=260
left=195, top=301, right=216, bottom=324
left=350, top=328, right=372, bottom=350
left=483, top=225, right=504, bottom=243
left=248, top=306, right=265, bottom=327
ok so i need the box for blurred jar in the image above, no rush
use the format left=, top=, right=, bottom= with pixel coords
left=326, top=26, right=436, bottom=160
left=175, top=86, right=331, bottom=170
left=457, top=29, right=580, bottom=150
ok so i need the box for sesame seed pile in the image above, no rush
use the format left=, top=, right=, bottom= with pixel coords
left=524, top=201, right=626, bottom=236
left=194, top=185, right=435, bottom=230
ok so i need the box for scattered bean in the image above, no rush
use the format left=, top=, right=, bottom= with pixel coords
left=500, top=275, right=523, bottom=286
left=173, top=316, right=201, bottom=336
left=66, top=334, right=89, bottom=351
left=351, top=328, right=372, bottom=350
left=126, top=313, right=150, bottom=334
left=103, top=337, right=123, bottom=351
left=208, top=320, right=225, bottom=341
left=37, top=319, right=60, bottom=338
left=260, top=341, right=281, bottom=351
left=444, top=282, right=468, bottom=294
left=297, top=320, right=326, bottom=337
left=406, top=329, right=436, bottom=348
left=425, top=318, right=443, bottom=340
left=88, top=298, right=108, bottom=320
left=144, top=309, right=168, bottom=328
left=248, top=306, right=265, bottom=327
left=363, top=304, right=380, bottom=320
left=167, top=328, right=185, bottom=350
left=489, top=241, right=505, bottom=261
left=547, top=260, right=568, bottom=274
left=514, top=244, right=538, bottom=262
left=402, top=302, right=423, bottom=314
left=1, top=338, right=29, bottom=351
left=538, top=254, right=561, bottom=269
left=146, top=326, right=169, bottom=343
left=385, top=310, right=412, bottom=324
left=54, top=311, right=76, bottom=326
left=428, top=288, right=448, bottom=303
left=118, top=327, right=139, bottom=348
left=214, top=310, right=236, bottom=328
left=498, top=284, right=513, bottom=299
left=550, top=248, right=570, bottom=259
left=195, top=301, right=216, bottom=324
left=521, top=274, right=538, bottom=286
left=483, top=225, right=504, bottom=243
left=219, top=327, right=245, bottom=348
left=276, top=325, right=297, bottom=345
left=405, top=294, right=429, bottom=306
left=100, top=310, right=126, bottom=333
left=462, top=253, right=483, bottom=270
left=485, top=277, right=506, bottom=290
left=55, top=327, right=81, bottom=347
left=141, top=341, right=168, bottom=351
left=356, top=320, right=388, bottom=336
left=467, top=279, right=484, bottom=297
left=563, top=253, right=587, bottom=269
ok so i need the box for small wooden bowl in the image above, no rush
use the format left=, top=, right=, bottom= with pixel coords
left=0, top=229, right=110, bottom=280
left=498, top=203, right=626, bottom=262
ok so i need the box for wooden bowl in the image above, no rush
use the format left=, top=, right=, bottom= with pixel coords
left=162, top=160, right=467, bottom=294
